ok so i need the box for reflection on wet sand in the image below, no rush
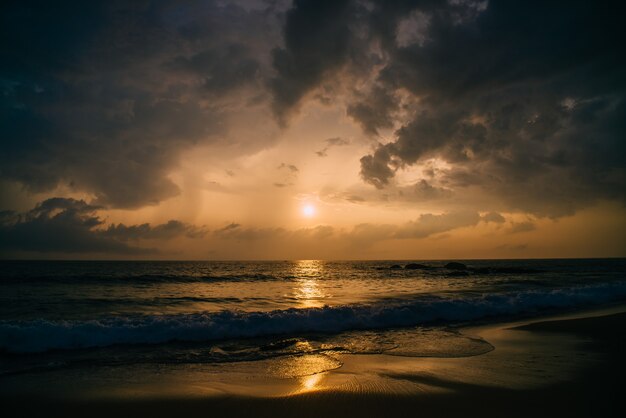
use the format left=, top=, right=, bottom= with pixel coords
left=300, top=373, right=324, bottom=392
left=269, top=354, right=342, bottom=380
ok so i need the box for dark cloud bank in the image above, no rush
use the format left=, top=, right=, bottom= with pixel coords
left=0, top=198, right=204, bottom=255
left=1, top=0, right=625, bottom=254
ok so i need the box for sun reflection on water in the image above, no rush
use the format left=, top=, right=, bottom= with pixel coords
left=292, top=260, right=327, bottom=308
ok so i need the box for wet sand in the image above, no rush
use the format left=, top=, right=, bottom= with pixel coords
left=3, top=307, right=626, bottom=418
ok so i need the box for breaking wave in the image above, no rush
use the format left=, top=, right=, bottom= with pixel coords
left=2, top=281, right=626, bottom=353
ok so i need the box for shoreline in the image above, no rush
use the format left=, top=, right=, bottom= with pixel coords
left=2, top=305, right=626, bottom=417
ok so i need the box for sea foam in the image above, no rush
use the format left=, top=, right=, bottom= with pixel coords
left=1, top=282, right=625, bottom=353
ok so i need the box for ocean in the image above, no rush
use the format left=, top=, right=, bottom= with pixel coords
left=1, top=259, right=625, bottom=379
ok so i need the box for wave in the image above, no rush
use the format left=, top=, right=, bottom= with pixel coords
left=2, top=282, right=626, bottom=353
left=0, top=273, right=284, bottom=285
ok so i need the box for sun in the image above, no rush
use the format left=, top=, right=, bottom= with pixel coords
left=302, top=204, right=316, bottom=218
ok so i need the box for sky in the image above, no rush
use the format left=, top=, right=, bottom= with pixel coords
left=0, top=0, right=625, bottom=260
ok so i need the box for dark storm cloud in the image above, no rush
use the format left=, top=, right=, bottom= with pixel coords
left=354, top=0, right=626, bottom=216
left=270, top=0, right=352, bottom=122
left=0, top=198, right=203, bottom=255
left=0, top=198, right=147, bottom=254
left=165, top=43, right=261, bottom=94
left=347, top=86, right=399, bottom=136
left=3, top=0, right=624, bottom=220
left=0, top=0, right=280, bottom=208
left=265, top=0, right=626, bottom=216
left=359, top=146, right=398, bottom=189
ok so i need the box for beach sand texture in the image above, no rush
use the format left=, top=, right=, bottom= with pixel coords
left=3, top=308, right=624, bottom=418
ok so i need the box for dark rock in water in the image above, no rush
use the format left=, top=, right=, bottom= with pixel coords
left=405, top=263, right=432, bottom=270
left=390, top=264, right=402, bottom=269
left=445, top=262, right=467, bottom=270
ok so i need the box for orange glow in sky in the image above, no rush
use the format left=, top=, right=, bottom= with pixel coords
left=0, top=0, right=624, bottom=261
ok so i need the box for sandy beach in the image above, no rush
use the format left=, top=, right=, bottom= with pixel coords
left=3, top=306, right=625, bottom=418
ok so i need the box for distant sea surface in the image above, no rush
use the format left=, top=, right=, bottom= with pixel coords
left=1, top=259, right=625, bottom=376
